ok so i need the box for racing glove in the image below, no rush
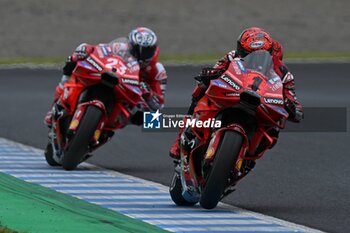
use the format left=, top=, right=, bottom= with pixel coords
left=72, top=43, right=93, bottom=61
left=146, top=95, right=161, bottom=111
left=140, top=81, right=162, bottom=111
left=285, top=99, right=304, bottom=122
left=63, top=43, right=94, bottom=76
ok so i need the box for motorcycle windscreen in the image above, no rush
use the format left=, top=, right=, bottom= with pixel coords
left=108, top=37, right=139, bottom=66
left=242, top=51, right=274, bottom=78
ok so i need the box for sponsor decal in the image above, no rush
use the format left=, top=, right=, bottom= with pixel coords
left=256, top=33, right=265, bottom=38
left=220, top=75, right=241, bottom=91
left=101, top=46, right=109, bottom=56
left=232, top=62, right=242, bottom=75
left=263, top=97, right=284, bottom=105
left=96, top=47, right=104, bottom=58
left=270, top=105, right=288, bottom=117
left=212, top=80, right=228, bottom=88
left=268, top=76, right=281, bottom=85
left=143, top=110, right=222, bottom=129
left=250, top=40, right=265, bottom=49
left=205, top=147, right=215, bottom=160
left=86, top=57, right=103, bottom=72
left=69, top=120, right=79, bottom=130
left=63, top=88, right=69, bottom=100
left=121, top=78, right=138, bottom=85
left=94, top=130, right=101, bottom=141
left=126, top=85, right=142, bottom=95
left=80, top=61, right=93, bottom=70
left=236, top=159, right=243, bottom=171
left=236, top=60, right=247, bottom=73
left=225, top=93, right=240, bottom=97
left=270, top=82, right=283, bottom=91
left=268, top=76, right=282, bottom=91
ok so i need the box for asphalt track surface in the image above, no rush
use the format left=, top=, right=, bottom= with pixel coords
left=0, top=63, right=349, bottom=233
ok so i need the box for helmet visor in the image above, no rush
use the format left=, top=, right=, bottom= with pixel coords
left=139, top=45, right=157, bottom=62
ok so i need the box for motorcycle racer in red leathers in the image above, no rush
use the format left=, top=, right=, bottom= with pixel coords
left=45, top=27, right=167, bottom=126
left=169, top=27, right=303, bottom=159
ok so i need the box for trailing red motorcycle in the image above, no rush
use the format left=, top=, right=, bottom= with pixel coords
left=170, top=51, right=289, bottom=209
left=45, top=43, right=145, bottom=170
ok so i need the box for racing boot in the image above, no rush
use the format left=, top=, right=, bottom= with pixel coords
left=169, top=116, right=190, bottom=160
left=44, top=86, right=64, bottom=127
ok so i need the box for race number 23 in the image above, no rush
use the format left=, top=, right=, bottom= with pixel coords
left=105, top=58, right=127, bottom=75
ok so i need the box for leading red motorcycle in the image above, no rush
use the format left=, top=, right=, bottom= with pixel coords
left=170, top=51, right=290, bottom=209
left=45, top=44, right=145, bottom=170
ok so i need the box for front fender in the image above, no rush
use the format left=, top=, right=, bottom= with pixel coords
left=68, top=100, right=107, bottom=132
left=203, top=124, right=249, bottom=172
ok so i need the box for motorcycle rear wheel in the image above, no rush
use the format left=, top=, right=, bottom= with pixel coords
left=61, top=105, right=103, bottom=170
left=169, top=173, right=197, bottom=206
left=200, top=131, right=243, bottom=209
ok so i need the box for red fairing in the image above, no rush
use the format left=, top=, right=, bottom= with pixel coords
left=70, top=43, right=166, bottom=106
left=207, top=47, right=302, bottom=119
left=58, top=43, right=143, bottom=132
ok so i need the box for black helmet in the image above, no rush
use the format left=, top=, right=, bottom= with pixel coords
left=128, top=27, right=158, bottom=63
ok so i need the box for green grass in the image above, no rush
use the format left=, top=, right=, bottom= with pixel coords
left=0, top=226, right=20, bottom=233
left=1, top=52, right=350, bottom=65
left=0, top=57, right=64, bottom=65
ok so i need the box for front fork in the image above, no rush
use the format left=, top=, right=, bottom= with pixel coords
left=48, top=102, right=67, bottom=162
left=68, top=100, right=107, bottom=147
left=178, top=127, right=202, bottom=203
left=204, top=124, right=249, bottom=182
left=49, top=100, right=107, bottom=163
left=178, top=124, right=250, bottom=203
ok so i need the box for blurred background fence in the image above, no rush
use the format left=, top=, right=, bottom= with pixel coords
left=0, top=0, right=349, bottom=60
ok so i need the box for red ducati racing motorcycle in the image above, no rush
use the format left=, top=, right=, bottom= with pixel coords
left=45, top=44, right=144, bottom=170
left=170, top=51, right=289, bottom=209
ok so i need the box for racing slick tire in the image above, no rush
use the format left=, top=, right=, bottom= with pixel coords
left=200, top=131, right=243, bottom=209
left=62, top=105, right=103, bottom=170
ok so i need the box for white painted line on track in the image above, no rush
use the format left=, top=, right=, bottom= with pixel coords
left=0, top=137, right=326, bottom=233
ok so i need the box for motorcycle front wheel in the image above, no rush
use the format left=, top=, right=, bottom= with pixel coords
left=61, top=105, right=103, bottom=170
left=200, top=131, right=243, bottom=209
